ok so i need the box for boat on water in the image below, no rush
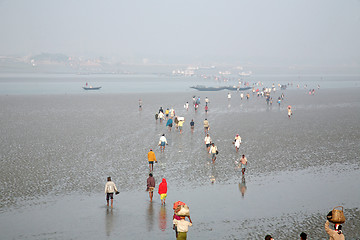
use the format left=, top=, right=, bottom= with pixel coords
left=190, top=85, right=227, bottom=91
left=191, top=85, right=251, bottom=91
left=83, top=86, right=102, bottom=90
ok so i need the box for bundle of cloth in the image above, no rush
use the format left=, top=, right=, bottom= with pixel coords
left=173, top=201, right=190, bottom=216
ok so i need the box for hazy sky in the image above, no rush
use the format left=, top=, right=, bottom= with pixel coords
left=0, top=0, right=359, bottom=66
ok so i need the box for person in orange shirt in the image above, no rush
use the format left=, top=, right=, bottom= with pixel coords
left=148, top=149, right=157, bottom=172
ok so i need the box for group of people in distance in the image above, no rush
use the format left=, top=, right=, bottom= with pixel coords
left=103, top=91, right=303, bottom=240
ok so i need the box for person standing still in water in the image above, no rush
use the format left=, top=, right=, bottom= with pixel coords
left=146, top=173, right=155, bottom=202
left=148, top=149, right=157, bottom=172
left=105, top=177, right=118, bottom=208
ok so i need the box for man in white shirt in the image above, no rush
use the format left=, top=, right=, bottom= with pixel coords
left=204, top=134, right=212, bottom=152
left=159, top=134, right=168, bottom=152
left=105, top=177, right=118, bottom=208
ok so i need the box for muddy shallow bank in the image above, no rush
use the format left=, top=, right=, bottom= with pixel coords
left=0, top=87, right=359, bottom=239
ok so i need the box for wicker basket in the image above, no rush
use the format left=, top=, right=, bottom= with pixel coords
left=330, top=206, right=346, bottom=224
left=176, top=204, right=190, bottom=217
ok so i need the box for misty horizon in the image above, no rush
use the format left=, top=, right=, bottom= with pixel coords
left=0, top=0, right=359, bottom=72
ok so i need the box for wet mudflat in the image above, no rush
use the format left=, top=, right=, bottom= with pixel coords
left=0, top=87, right=359, bottom=239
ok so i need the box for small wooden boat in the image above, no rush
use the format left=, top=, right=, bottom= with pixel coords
left=83, top=86, right=102, bottom=90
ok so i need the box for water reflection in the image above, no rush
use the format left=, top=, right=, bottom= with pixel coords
left=146, top=203, right=154, bottom=231
left=210, top=164, right=218, bottom=184
left=105, top=208, right=114, bottom=237
left=159, top=205, right=167, bottom=231
left=238, top=176, right=247, bottom=198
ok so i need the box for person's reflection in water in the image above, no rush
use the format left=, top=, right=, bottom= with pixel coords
left=210, top=164, right=218, bottom=184
left=146, top=203, right=154, bottom=232
left=105, top=208, right=114, bottom=237
left=159, top=205, right=167, bottom=231
left=238, top=175, right=247, bottom=198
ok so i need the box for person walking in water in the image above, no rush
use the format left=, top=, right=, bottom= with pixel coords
left=146, top=173, right=155, bottom=202
left=234, top=134, right=242, bottom=152
left=138, top=99, right=142, bottom=110
left=174, top=116, right=179, bottom=130
left=158, top=111, right=164, bottom=123
left=178, top=118, right=184, bottom=134
left=287, top=106, right=292, bottom=118
left=325, top=220, right=345, bottom=240
left=159, top=134, right=168, bottom=152
left=227, top=92, right=231, bottom=100
left=173, top=215, right=193, bottom=240
left=158, top=178, right=167, bottom=205
left=105, top=177, right=119, bottom=208
left=204, top=134, right=212, bottom=152
left=205, top=104, right=209, bottom=114
left=205, top=96, right=209, bottom=104
left=148, top=149, right=157, bottom=172
left=209, top=143, right=218, bottom=163
left=184, top=102, right=189, bottom=111
left=166, top=117, right=173, bottom=131
left=203, top=118, right=209, bottom=134
left=190, top=119, right=195, bottom=133
left=240, top=155, right=247, bottom=175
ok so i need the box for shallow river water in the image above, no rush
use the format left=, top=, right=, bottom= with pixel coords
left=0, top=84, right=359, bottom=239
